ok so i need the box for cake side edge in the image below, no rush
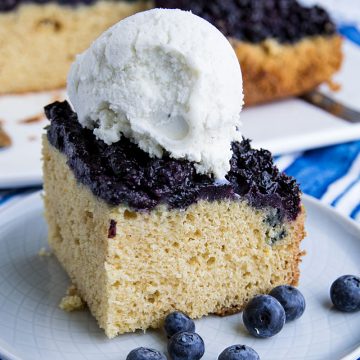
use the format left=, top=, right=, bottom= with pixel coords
left=43, top=135, right=113, bottom=332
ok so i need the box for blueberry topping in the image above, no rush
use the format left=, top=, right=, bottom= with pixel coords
left=330, top=275, right=360, bottom=312
left=218, top=344, right=260, bottom=360
left=154, top=0, right=336, bottom=44
left=164, top=311, right=195, bottom=338
left=242, top=295, right=285, bottom=338
left=45, top=101, right=301, bottom=222
left=227, top=140, right=301, bottom=221
left=0, top=0, right=18, bottom=11
left=126, top=347, right=167, bottom=360
left=269, top=285, right=306, bottom=321
left=168, top=331, right=205, bottom=360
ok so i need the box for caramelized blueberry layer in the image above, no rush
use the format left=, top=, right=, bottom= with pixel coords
left=2, top=0, right=336, bottom=44
left=45, top=101, right=301, bottom=221
left=155, top=0, right=336, bottom=44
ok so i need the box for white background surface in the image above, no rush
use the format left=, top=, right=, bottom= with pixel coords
left=0, top=193, right=359, bottom=360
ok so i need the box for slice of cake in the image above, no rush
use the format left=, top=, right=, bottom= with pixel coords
left=43, top=9, right=306, bottom=339
left=0, top=0, right=149, bottom=94
left=43, top=102, right=305, bottom=337
left=155, top=0, right=343, bottom=106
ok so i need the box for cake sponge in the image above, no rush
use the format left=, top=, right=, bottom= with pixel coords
left=43, top=138, right=305, bottom=338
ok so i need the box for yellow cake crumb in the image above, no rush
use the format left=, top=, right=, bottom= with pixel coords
left=38, top=247, right=52, bottom=257
left=59, top=284, right=85, bottom=312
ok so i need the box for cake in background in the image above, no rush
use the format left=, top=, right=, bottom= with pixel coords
left=43, top=9, right=306, bottom=338
left=0, top=0, right=342, bottom=105
left=0, top=0, right=149, bottom=94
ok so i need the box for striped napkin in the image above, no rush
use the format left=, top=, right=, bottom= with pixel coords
left=275, top=138, right=360, bottom=222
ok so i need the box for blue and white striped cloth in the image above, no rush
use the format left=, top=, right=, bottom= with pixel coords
left=1, top=26, right=360, bottom=223
left=275, top=139, right=360, bottom=222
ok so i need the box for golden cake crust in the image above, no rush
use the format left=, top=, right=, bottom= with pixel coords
left=231, top=35, right=343, bottom=106
left=43, top=137, right=306, bottom=338
left=0, top=1, right=149, bottom=94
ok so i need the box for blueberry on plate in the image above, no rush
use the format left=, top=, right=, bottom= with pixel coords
left=126, top=347, right=167, bottom=360
left=218, top=344, right=260, bottom=360
left=168, top=331, right=205, bottom=360
left=269, top=285, right=306, bottom=321
left=330, top=275, right=360, bottom=312
left=242, top=295, right=285, bottom=338
left=164, top=311, right=195, bottom=338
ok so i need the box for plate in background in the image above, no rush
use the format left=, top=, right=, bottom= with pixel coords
left=0, top=90, right=66, bottom=188
left=0, top=192, right=359, bottom=360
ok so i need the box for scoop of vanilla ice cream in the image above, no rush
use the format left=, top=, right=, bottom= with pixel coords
left=67, top=8, right=243, bottom=178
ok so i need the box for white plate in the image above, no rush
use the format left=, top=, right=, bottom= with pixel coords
left=0, top=192, right=359, bottom=360
left=0, top=90, right=66, bottom=188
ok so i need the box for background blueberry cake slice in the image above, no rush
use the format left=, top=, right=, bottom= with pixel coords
left=1, top=0, right=342, bottom=103
left=155, top=0, right=343, bottom=106
left=43, top=101, right=305, bottom=338
left=0, top=0, right=149, bottom=94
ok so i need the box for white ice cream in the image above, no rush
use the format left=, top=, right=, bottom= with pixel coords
left=67, top=8, right=243, bottom=178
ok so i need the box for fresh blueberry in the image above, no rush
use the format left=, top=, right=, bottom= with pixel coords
left=168, top=331, right=205, bottom=360
left=242, top=295, right=285, bottom=338
left=269, top=285, right=305, bottom=321
left=164, top=311, right=195, bottom=338
left=218, top=344, right=260, bottom=360
left=126, top=347, right=167, bottom=360
left=330, top=275, right=360, bottom=312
